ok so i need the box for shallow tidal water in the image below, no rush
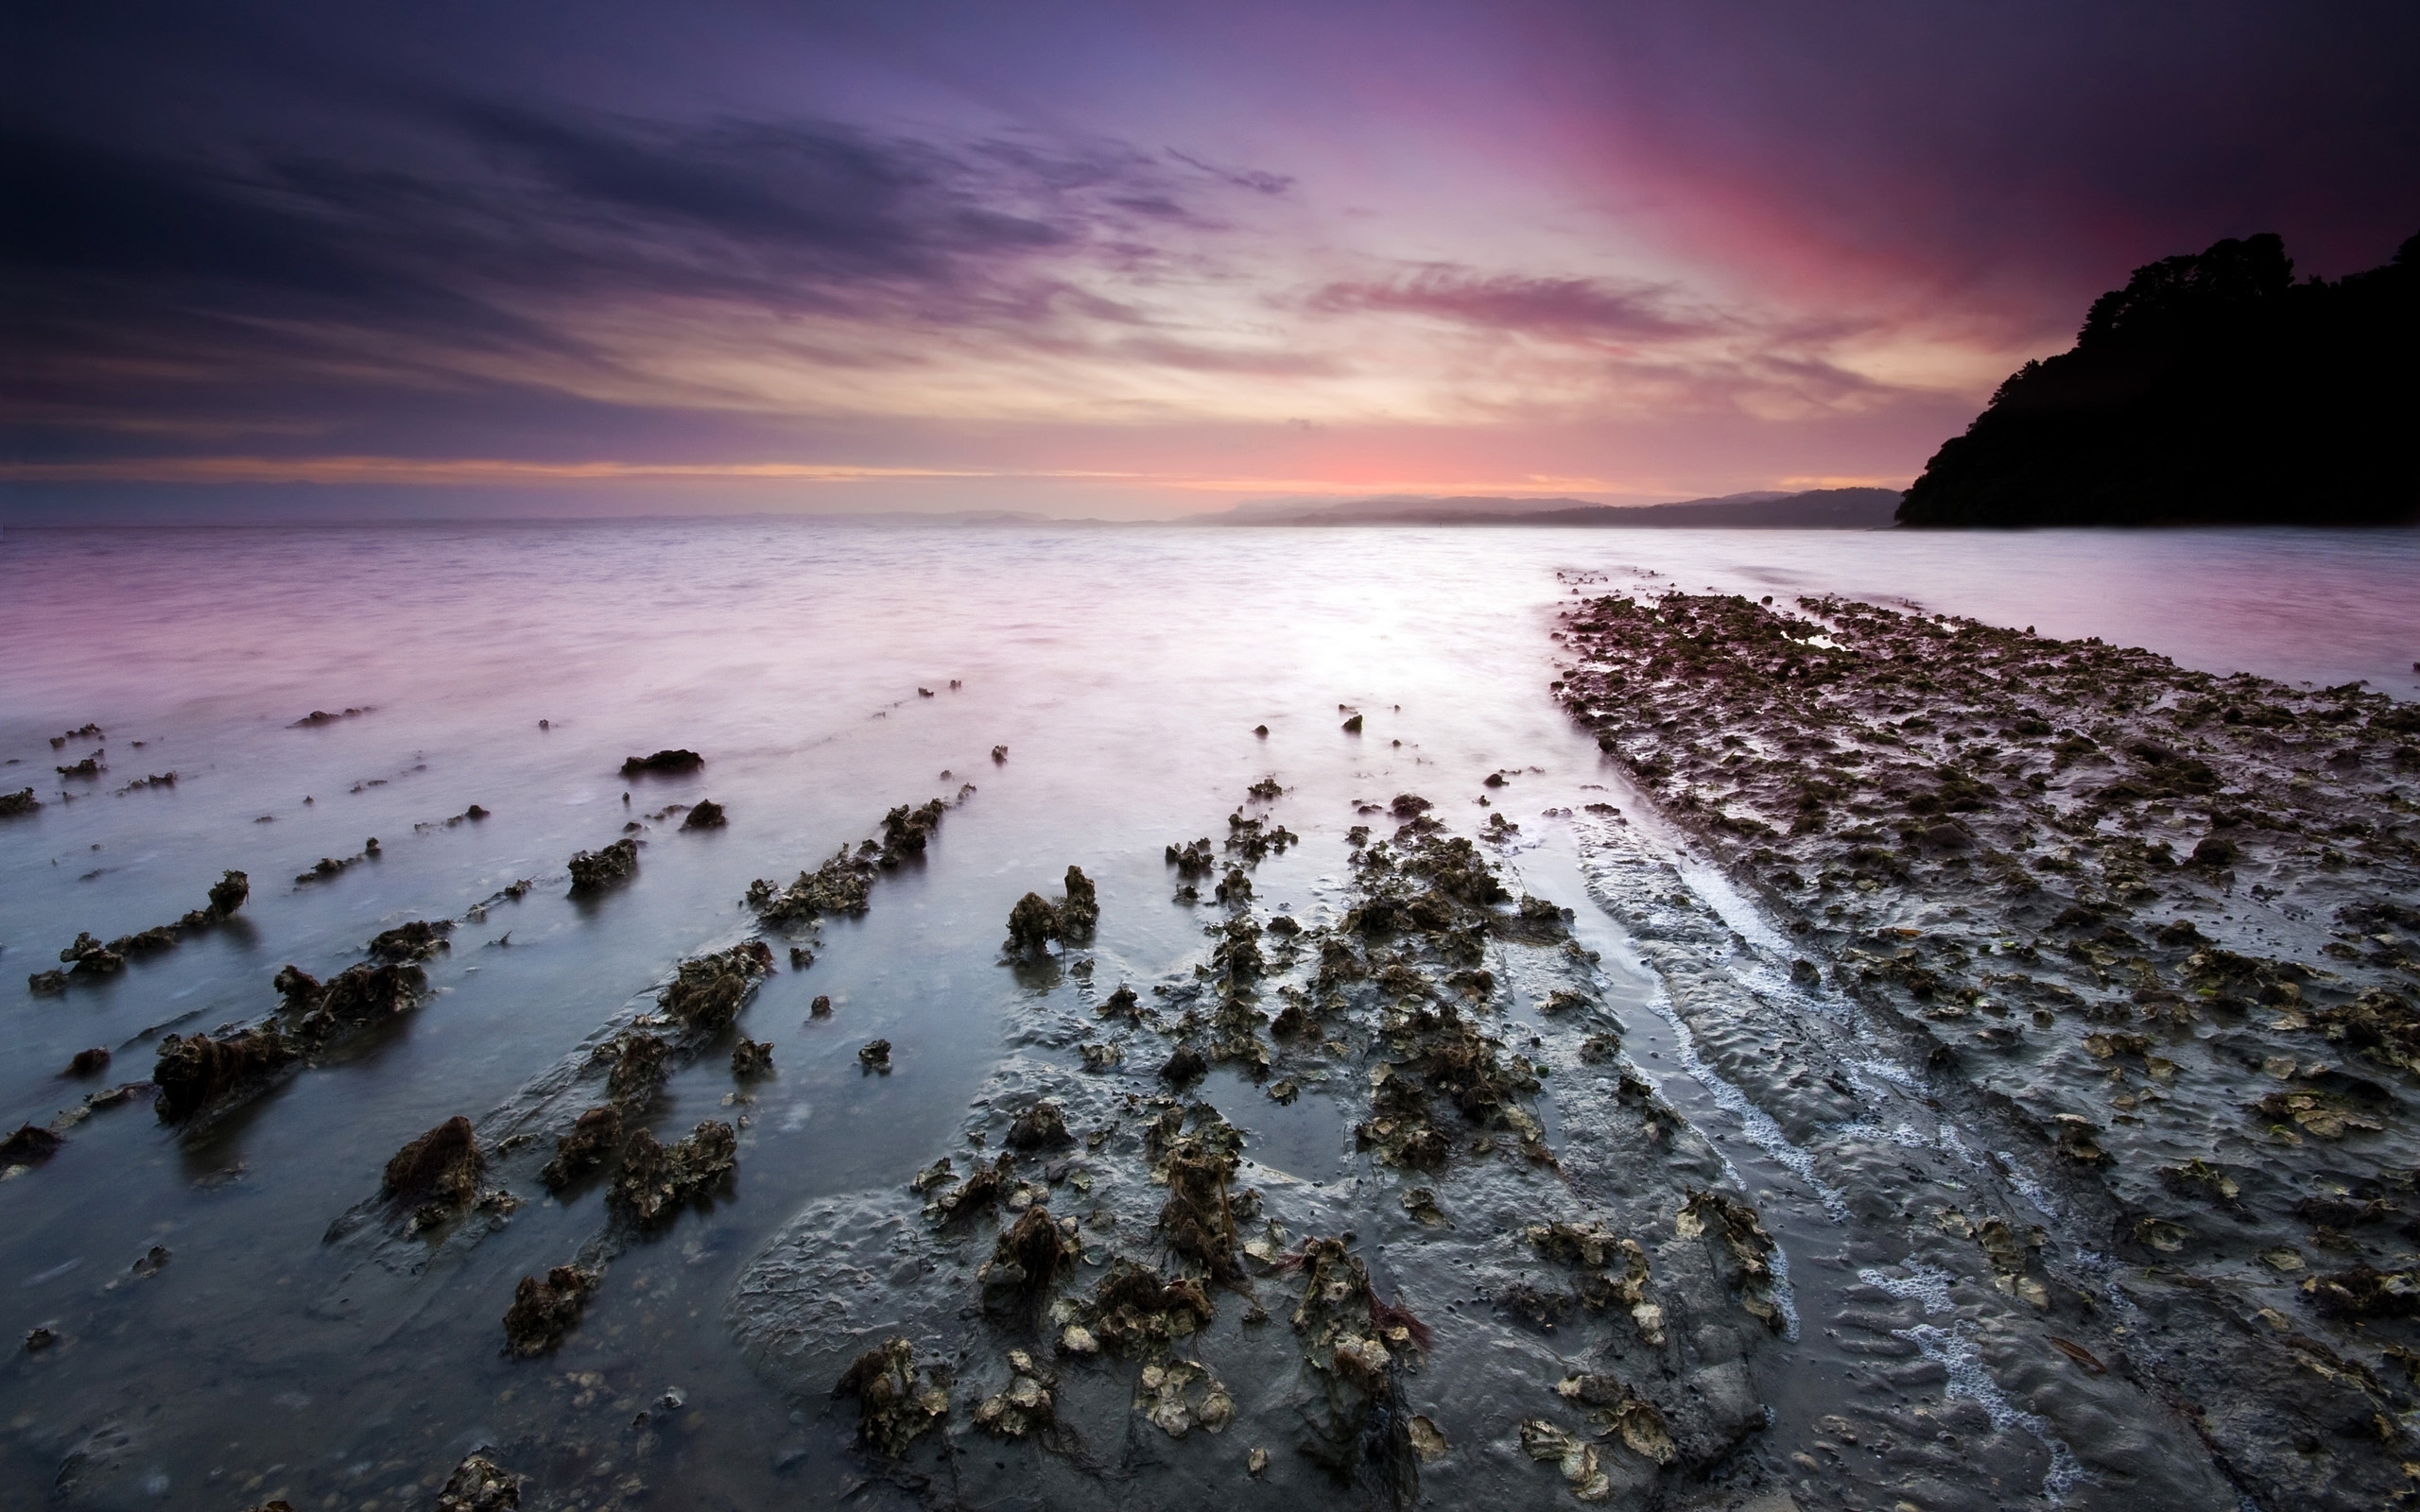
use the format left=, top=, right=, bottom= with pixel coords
left=1, top=520, right=2414, bottom=1510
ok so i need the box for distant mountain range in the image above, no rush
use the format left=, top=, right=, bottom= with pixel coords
left=1192, top=487, right=1904, bottom=529
left=1898, top=231, right=2420, bottom=527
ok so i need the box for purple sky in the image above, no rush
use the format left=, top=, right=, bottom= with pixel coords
left=5, top=1, right=2415, bottom=519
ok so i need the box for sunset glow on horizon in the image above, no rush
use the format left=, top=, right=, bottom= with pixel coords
left=6, top=1, right=2415, bottom=520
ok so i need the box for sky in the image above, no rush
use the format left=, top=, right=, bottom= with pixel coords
left=4, top=0, right=2416, bottom=522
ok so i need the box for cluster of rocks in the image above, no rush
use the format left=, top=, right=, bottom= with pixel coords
left=733, top=786, right=1782, bottom=1508
left=1554, top=586, right=2420, bottom=1508
left=26, top=870, right=249, bottom=995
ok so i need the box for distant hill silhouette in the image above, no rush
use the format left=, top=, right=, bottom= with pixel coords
left=1897, top=232, right=2420, bottom=527
left=1502, top=487, right=1901, bottom=529
left=1199, top=487, right=1901, bottom=529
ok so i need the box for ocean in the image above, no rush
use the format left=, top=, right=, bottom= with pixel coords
left=2, top=520, right=2414, bottom=1507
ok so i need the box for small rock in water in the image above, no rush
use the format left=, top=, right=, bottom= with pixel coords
left=618, top=748, right=703, bottom=778
left=436, top=1450, right=520, bottom=1511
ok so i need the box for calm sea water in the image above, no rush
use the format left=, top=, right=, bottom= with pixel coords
left=0, top=521, right=2412, bottom=1508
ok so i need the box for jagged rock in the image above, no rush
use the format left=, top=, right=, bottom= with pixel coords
left=541, top=1106, right=623, bottom=1190
left=877, top=799, right=946, bottom=867
left=436, top=1452, right=521, bottom=1511
left=153, top=1025, right=299, bottom=1123
left=609, top=1121, right=736, bottom=1227
left=972, top=1349, right=1057, bottom=1438
left=1004, top=892, right=1062, bottom=957
left=978, top=1206, right=1071, bottom=1318
left=567, top=837, right=640, bottom=891
left=748, top=849, right=875, bottom=921
left=731, top=1038, right=774, bottom=1077
left=1007, top=1100, right=1072, bottom=1150
left=1058, top=866, right=1098, bottom=936
left=619, top=748, right=703, bottom=777
left=501, top=1265, right=598, bottom=1356
left=366, top=919, right=451, bottom=962
left=834, top=1337, right=951, bottom=1456
left=658, top=941, right=774, bottom=1031
left=602, top=1032, right=668, bottom=1107
left=382, top=1115, right=481, bottom=1211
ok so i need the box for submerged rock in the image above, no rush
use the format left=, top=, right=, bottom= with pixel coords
left=0, top=1125, right=64, bottom=1166
left=289, top=707, right=371, bottom=729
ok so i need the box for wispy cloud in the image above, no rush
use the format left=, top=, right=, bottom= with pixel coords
left=1308, top=266, right=1704, bottom=342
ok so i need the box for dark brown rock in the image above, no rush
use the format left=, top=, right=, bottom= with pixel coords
left=540, top=1106, right=623, bottom=1190
left=502, top=1264, right=597, bottom=1356
left=382, top=1115, right=481, bottom=1209
left=619, top=748, right=703, bottom=777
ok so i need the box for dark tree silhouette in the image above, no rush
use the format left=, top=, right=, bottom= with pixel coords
left=1896, top=232, right=2419, bottom=527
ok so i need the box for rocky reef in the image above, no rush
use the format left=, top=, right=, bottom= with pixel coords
left=732, top=798, right=1780, bottom=1508
left=26, top=870, right=249, bottom=994
left=1556, top=584, right=2420, bottom=1508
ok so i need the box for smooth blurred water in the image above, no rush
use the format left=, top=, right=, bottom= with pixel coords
left=0, top=521, right=2411, bottom=1508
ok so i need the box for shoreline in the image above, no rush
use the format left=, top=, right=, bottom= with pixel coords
left=1555, top=579, right=2420, bottom=1510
